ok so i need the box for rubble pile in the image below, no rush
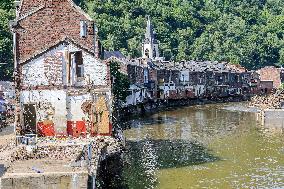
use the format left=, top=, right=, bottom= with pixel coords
left=8, top=136, right=122, bottom=164
left=10, top=145, right=83, bottom=162
left=249, top=90, right=284, bottom=109
left=0, top=137, right=17, bottom=164
left=0, top=138, right=16, bottom=153
left=78, top=136, right=123, bottom=161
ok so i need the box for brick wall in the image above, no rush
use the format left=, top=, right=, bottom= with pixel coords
left=257, top=66, right=281, bottom=88
left=44, top=54, right=63, bottom=85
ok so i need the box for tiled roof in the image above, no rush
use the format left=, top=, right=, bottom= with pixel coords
left=104, top=51, right=126, bottom=60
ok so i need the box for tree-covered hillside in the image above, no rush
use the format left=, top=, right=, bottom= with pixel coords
left=81, top=0, right=284, bottom=69
left=0, top=0, right=283, bottom=81
left=0, top=0, right=14, bottom=80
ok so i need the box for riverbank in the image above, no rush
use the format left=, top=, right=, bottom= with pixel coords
left=116, top=95, right=251, bottom=122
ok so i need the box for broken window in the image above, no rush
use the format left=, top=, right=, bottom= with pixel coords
left=67, top=51, right=84, bottom=84
left=75, top=51, right=84, bottom=78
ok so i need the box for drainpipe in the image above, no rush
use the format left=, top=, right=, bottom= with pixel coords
left=93, top=23, right=98, bottom=58
left=10, top=23, right=20, bottom=138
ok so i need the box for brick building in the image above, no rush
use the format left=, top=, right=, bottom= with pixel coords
left=257, top=66, right=282, bottom=89
left=10, top=0, right=112, bottom=137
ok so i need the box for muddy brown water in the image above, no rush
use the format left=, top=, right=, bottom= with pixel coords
left=122, top=103, right=284, bottom=189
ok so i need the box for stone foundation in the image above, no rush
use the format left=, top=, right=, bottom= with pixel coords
left=1, top=172, right=89, bottom=189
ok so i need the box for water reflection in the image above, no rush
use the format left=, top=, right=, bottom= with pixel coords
left=122, top=103, right=284, bottom=189
left=123, top=139, right=220, bottom=189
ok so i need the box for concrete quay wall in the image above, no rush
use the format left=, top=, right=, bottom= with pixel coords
left=258, top=109, right=284, bottom=128
left=0, top=172, right=89, bottom=189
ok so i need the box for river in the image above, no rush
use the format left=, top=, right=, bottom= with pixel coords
left=121, top=103, right=284, bottom=189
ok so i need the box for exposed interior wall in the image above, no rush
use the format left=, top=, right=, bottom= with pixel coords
left=20, top=90, right=67, bottom=133
left=67, top=94, right=91, bottom=121
left=22, top=42, right=108, bottom=88
left=19, top=89, right=112, bottom=136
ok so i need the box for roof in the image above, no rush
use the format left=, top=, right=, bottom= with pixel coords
left=18, top=0, right=93, bottom=22
left=104, top=51, right=126, bottom=60
left=129, top=84, right=146, bottom=90
left=153, top=60, right=246, bottom=73
left=13, top=0, right=98, bottom=64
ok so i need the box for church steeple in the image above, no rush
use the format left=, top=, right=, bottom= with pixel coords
left=145, top=16, right=154, bottom=41
left=142, top=16, right=159, bottom=60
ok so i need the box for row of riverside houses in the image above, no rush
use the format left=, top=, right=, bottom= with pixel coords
left=105, top=17, right=281, bottom=107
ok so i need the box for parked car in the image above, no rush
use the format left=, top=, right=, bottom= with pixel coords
left=0, top=99, right=7, bottom=130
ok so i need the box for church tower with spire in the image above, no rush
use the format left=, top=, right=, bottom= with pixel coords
left=142, top=16, right=160, bottom=60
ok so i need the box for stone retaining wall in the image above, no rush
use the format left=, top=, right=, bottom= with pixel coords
left=258, top=109, right=284, bottom=128
left=1, top=172, right=89, bottom=189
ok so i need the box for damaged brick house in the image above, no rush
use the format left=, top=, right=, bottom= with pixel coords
left=257, top=66, right=282, bottom=94
left=10, top=0, right=112, bottom=137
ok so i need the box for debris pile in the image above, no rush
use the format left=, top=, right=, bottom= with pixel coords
left=0, top=135, right=123, bottom=179
left=77, top=136, right=123, bottom=161
left=6, top=136, right=122, bottom=165
left=249, top=90, right=284, bottom=110
left=10, top=145, right=83, bottom=162
left=0, top=136, right=17, bottom=165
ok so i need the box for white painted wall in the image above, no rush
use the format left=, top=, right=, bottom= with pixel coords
left=142, top=43, right=153, bottom=59
left=22, top=42, right=108, bottom=87
left=67, top=94, right=91, bottom=121
left=20, top=90, right=67, bottom=132
left=153, top=43, right=160, bottom=58
left=83, top=53, right=108, bottom=86
left=22, top=53, right=50, bottom=87
left=68, top=43, right=108, bottom=86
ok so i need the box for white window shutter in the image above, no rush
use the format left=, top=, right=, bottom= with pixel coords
left=80, top=21, right=87, bottom=38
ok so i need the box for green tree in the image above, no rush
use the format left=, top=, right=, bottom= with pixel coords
left=110, top=61, right=130, bottom=102
left=0, top=0, right=14, bottom=80
left=81, top=0, right=284, bottom=69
